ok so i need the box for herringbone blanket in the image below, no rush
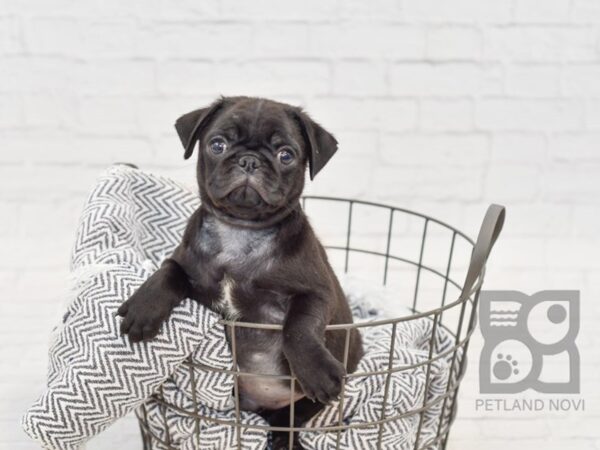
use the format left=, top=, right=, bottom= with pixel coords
left=22, top=166, right=458, bottom=450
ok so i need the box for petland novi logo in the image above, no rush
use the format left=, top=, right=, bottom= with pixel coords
left=476, top=290, right=584, bottom=412
left=479, top=290, right=579, bottom=394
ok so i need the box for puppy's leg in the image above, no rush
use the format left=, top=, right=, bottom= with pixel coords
left=267, top=398, right=325, bottom=450
left=282, top=294, right=346, bottom=405
left=117, top=258, right=190, bottom=342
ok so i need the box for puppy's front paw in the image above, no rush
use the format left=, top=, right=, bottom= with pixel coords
left=116, top=287, right=173, bottom=343
left=292, top=349, right=346, bottom=405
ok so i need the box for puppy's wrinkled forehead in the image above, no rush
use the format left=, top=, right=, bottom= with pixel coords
left=211, top=99, right=302, bottom=148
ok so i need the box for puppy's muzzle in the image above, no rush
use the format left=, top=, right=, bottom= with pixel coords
left=238, top=155, right=261, bottom=174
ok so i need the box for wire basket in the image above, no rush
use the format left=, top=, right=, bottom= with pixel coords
left=136, top=197, right=505, bottom=450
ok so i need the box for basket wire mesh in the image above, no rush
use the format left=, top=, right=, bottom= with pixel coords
left=137, top=196, right=505, bottom=450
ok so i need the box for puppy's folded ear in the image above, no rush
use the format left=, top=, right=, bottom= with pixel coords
left=175, top=99, right=225, bottom=159
left=293, top=110, right=338, bottom=180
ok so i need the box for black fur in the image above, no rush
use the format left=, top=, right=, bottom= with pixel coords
left=117, top=96, right=363, bottom=448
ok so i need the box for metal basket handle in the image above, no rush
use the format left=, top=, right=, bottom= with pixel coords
left=459, top=204, right=506, bottom=300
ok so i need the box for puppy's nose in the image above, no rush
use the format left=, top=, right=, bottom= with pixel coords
left=238, top=155, right=260, bottom=174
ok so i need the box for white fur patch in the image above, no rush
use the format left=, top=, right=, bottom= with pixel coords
left=212, top=219, right=275, bottom=266
left=216, top=276, right=241, bottom=320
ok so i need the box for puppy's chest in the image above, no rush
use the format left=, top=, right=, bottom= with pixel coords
left=199, top=218, right=276, bottom=269
left=197, top=218, right=279, bottom=319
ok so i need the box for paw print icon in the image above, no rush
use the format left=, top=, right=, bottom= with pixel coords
left=493, top=353, right=520, bottom=380
left=479, top=290, right=580, bottom=394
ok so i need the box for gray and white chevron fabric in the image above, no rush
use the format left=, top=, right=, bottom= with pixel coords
left=22, top=165, right=460, bottom=450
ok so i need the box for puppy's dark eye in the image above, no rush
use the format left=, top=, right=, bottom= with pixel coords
left=277, top=148, right=294, bottom=165
left=208, top=137, right=227, bottom=155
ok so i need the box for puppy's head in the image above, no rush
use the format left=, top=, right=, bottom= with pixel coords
left=174, top=96, right=338, bottom=225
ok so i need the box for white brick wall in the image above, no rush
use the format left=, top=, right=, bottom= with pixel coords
left=1, top=0, right=599, bottom=448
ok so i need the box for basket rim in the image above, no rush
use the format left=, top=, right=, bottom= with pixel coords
left=301, top=195, right=475, bottom=245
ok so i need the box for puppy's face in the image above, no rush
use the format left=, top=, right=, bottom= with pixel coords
left=175, top=97, right=338, bottom=224
left=200, top=99, right=307, bottom=221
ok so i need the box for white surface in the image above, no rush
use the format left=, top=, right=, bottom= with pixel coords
left=0, top=0, right=599, bottom=448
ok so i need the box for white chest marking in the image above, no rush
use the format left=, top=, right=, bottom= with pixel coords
left=212, top=219, right=276, bottom=267
left=197, top=216, right=277, bottom=320
left=217, top=276, right=240, bottom=320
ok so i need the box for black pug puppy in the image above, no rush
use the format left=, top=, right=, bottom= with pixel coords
left=117, top=96, right=363, bottom=448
